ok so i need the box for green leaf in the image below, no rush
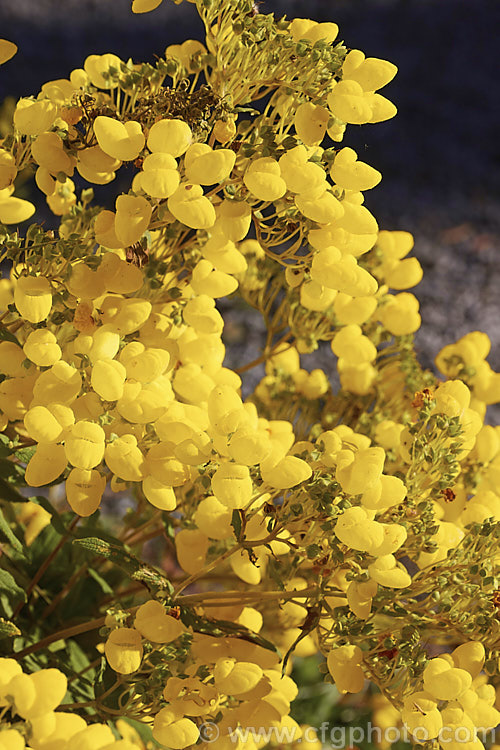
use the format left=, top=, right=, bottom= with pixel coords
left=0, top=435, right=12, bottom=460
left=231, top=509, right=244, bottom=542
left=32, top=496, right=67, bottom=536
left=74, top=536, right=174, bottom=595
left=281, top=605, right=321, bottom=676
left=0, top=326, right=21, bottom=345
left=67, top=639, right=91, bottom=674
left=0, top=475, right=29, bottom=503
left=0, top=617, right=21, bottom=639
left=94, top=659, right=126, bottom=711
left=0, top=569, right=26, bottom=602
left=88, top=568, right=113, bottom=595
left=180, top=609, right=279, bottom=655
left=0, top=507, right=26, bottom=556
left=118, top=718, right=157, bottom=746
left=14, top=446, right=36, bottom=464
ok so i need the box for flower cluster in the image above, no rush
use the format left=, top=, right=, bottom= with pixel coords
left=0, top=658, right=144, bottom=749
left=1, top=2, right=500, bottom=749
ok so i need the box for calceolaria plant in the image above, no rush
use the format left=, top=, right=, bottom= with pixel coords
left=1, top=2, right=500, bottom=749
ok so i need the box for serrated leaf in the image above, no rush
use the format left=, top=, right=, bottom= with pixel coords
left=0, top=617, right=21, bottom=638
left=74, top=536, right=173, bottom=595
left=0, top=569, right=26, bottom=602
left=231, top=509, right=244, bottom=541
left=180, top=609, right=279, bottom=655
left=14, top=446, right=36, bottom=464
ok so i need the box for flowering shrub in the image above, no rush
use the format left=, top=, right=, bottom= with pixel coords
left=1, top=2, right=500, bottom=749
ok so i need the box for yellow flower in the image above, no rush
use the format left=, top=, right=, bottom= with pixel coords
left=451, top=641, right=485, bottom=679
left=14, top=276, right=52, bottom=323
left=104, top=627, right=143, bottom=674
left=0, top=728, right=25, bottom=750
left=368, top=554, right=411, bottom=588
left=295, top=190, right=344, bottom=224
left=185, top=144, right=236, bottom=185
left=336, top=446, right=385, bottom=495
left=93, top=117, right=145, bottom=161
left=31, top=132, right=75, bottom=177
left=105, top=434, right=147, bottom=482
left=84, top=53, right=122, bottom=89
left=401, top=692, right=442, bottom=741
left=211, top=462, right=253, bottom=509
left=64, top=420, right=106, bottom=470
left=202, top=235, right=247, bottom=275
left=193, top=495, right=233, bottom=539
left=13, top=98, right=57, bottom=136
left=0, top=149, right=17, bottom=189
left=91, top=358, right=126, bottom=401
left=330, top=147, right=381, bottom=191
left=423, top=657, right=472, bottom=701
left=77, top=145, right=121, bottom=185
left=215, top=200, right=252, bottom=242
left=142, top=475, right=177, bottom=510
left=153, top=708, right=199, bottom=749
left=147, top=118, right=192, bottom=156
left=24, top=404, right=73, bottom=444
left=244, top=157, right=287, bottom=202
left=289, top=18, right=338, bottom=45
left=23, top=329, right=61, bottom=367
left=114, top=194, right=152, bottom=247
left=378, top=292, right=421, bottom=336
left=25, top=443, right=67, bottom=487
left=191, top=259, right=239, bottom=297
left=132, top=0, right=163, bottom=13
left=260, top=455, right=312, bottom=489
left=134, top=600, right=185, bottom=643
left=9, top=668, right=67, bottom=719
left=17, top=501, right=51, bottom=545
left=214, top=657, right=263, bottom=694
left=133, top=152, right=180, bottom=198
left=0, top=39, right=17, bottom=65
left=327, top=80, right=373, bottom=125
left=327, top=644, right=365, bottom=693
left=279, top=146, right=327, bottom=197
left=66, top=468, right=106, bottom=516
left=167, top=183, right=216, bottom=229
left=294, top=103, right=330, bottom=146
left=175, top=528, right=209, bottom=574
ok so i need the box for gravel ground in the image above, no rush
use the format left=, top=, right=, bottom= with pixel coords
left=1, top=0, right=499, bottom=414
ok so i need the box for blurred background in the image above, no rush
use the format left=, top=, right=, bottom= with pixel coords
left=1, top=0, right=499, bottom=377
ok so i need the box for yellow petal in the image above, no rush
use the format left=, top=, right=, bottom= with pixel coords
left=0, top=196, right=35, bottom=224
left=93, top=116, right=145, bottom=161
left=167, top=183, right=216, bottom=229
left=25, top=444, right=67, bottom=487
left=105, top=628, right=143, bottom=674
left=0, top=39, right=17, bottom=65
left=147, top=118, right=192, bottom=157
left=114, top=194, right=152, bottom=246
left=132, top=0, right=162, bottom=11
